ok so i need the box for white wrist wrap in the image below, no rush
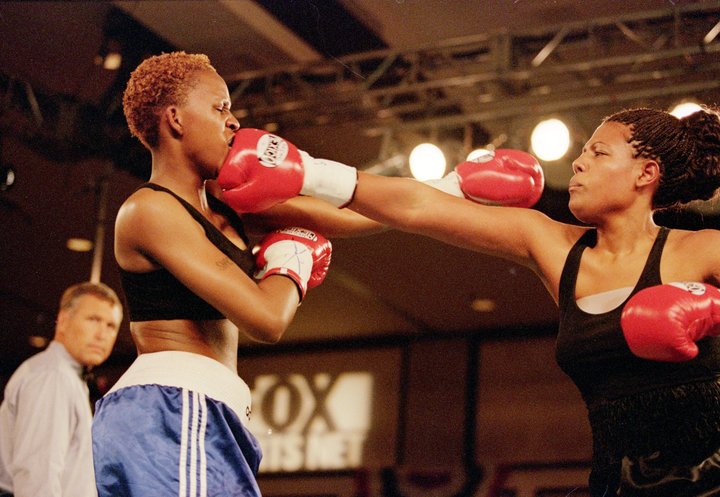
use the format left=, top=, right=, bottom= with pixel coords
left=256, top=241, right=313, bottom=284
left=256, top=240, right=313, bottom=301
left=424, top=171, right=464, bottom=198
left=300, top=151, right=358, bottom=207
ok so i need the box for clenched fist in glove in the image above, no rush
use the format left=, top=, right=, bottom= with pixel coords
left=218, top=128, right=358, bottom=213
left=254, top=227, right=332, bottom=302
left=426, top=149, right=545, bottom=208
left=620, top=282, right=720, bottom=362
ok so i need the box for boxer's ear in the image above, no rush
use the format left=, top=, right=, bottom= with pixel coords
left=163, top=106, right=184, bottom=138
left=635, top=158, right=660, bottom=189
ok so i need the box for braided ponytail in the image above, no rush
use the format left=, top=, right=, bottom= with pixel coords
left=605, top=106, right=720, bottom=208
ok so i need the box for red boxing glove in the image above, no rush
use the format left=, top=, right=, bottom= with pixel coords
left=218, top=129, right=304, bottom=213
left=254, top=227, right=332, bottom=301
left=620, top=282, right=720, bottom=362
left=218, top=128, right=357, bottom=213
left=427, top=149, right=544, bottom=208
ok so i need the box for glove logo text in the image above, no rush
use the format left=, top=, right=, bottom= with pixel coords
left=281, top=227, right=318, bottom=241
left=671, top=281, right=707, bottom=296
left=257, top=134, right=289, bottom=168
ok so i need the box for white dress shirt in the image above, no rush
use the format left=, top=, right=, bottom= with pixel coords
left=0, top=341, right=97, bottom=497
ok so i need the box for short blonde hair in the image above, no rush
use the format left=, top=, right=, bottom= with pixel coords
left=59, top=281, right=121, bottom=314
left=122, top=51, right=216, bottom=149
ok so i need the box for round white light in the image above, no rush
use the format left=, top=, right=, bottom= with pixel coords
left=670, top=102, right=702, bottom=118
left=531, top=118, right=570, bottom=162
left=408, top=143, right=446, bottom=181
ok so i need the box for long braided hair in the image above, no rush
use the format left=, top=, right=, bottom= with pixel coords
left=605, top=106, right=720, bottom=209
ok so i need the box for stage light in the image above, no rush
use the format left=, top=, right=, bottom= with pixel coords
left=670, top=101, right=702, bottom=118
left=409, top=143, right=446, bottom=181
left=67, top=238, right=94, bottom=252
left=28, top=335, right=48, bottom=348
left=94, top=37, right=122, bottom=71
left=102, top=52, right=122, bottom=70
left=470, top=297, right=496, bottom=313
left=531, top=118, right=570, bottom=161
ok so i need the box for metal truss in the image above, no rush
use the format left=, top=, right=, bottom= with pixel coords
left=227, top=2, right=720, bottom=135
left=2, top=2, right=719, bottom=175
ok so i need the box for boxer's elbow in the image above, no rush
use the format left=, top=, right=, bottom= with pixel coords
left=232, top=305, right=295, bottom=344
left=252, top=328, right=285, bottom=344
left=242, top=320, right=287, bottom=344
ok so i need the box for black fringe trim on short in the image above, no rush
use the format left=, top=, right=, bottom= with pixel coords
left=588, top=378, right=720, bottom=473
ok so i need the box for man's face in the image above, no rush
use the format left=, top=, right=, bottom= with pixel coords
left=56, top=294, right=122, bottom=368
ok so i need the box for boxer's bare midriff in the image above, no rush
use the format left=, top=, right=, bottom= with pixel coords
left=130, top=319, right=239, bottom=372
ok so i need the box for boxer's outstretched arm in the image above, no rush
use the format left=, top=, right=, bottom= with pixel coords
left=348, top=171, right=561, bottom=266
left=217, top=128, right=567, bottom=272
left=240, top=195, right=388, bottom=239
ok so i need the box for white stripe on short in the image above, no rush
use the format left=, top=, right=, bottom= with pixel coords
left=179, top=389, right=208, bottom=497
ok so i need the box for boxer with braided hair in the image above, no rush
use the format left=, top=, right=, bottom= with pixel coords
left=608, top=107, right=720, bottom=208
left=222, top=105, right=720, bottom=496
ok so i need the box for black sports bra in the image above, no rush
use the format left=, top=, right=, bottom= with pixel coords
left=119, top=183, right=256, bottom=321
left=556, top=227, right=720, bottom=401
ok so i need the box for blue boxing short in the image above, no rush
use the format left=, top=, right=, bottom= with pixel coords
left=92, top=351, right=262, bottom=497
